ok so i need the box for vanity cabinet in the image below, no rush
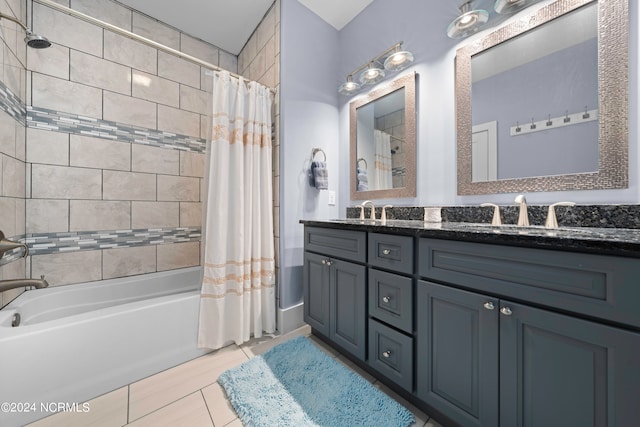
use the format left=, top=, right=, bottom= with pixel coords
left=303, top=227, right=366, bottom=360
left=417, top=238, right=640, bottom=427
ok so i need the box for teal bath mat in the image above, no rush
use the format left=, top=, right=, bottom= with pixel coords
left=218, top=336, right=415, bottom=427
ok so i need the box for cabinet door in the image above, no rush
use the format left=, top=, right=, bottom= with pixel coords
left=330, top=260, right=366, bottom=360
left=500, top=301, right=640, bottom=427
left=303, top=252, right=330, bottom=337
left=416, top=280, right=499, bottom=427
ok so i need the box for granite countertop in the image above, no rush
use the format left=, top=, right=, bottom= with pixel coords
left=300, top=219, right=640, bottom=259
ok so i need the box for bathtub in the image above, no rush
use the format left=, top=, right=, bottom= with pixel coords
left=0, top=267, right=209, bottom=427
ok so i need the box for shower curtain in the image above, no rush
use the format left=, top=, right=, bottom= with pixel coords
left=198, top=71, right=276, bottom=350
left=374, top=129, right=393, bottom=190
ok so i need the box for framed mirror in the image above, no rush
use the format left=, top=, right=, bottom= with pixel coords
left=456, top=0, right=628, bottom=195
left=350, top=72, right=416, bottom=200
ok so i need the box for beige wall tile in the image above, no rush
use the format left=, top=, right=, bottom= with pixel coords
left=180, top=33, right=218, bottom=65
left=157, top=175, right=199, bottom=202
left=157, top=105, right=200, bottom=138
left=32, top=73, right=102, bottom=118
left=0, top=113, right=16, bottom=158
left=27, top=43, right=69, bottom=80
left=200, top=68, right=213, bottom=94
left=0, top=197, right=16, bottom=236
left=15, top=197, right=24, bottom=235
left=70, top=50, right=132, bottom=96
left=131, top=201, right=179, bottom=229
left=257, top=7, right=276, bottom=50
left=104, top=30, right=157, bottom=75
left=179, top=151, right=205, bottom=178
left=104, top=91, right=156, bottom=130
left=132, top=12, right=180, bottom=51
left=4, top=48, right=25, bottom=101
left=179, top=85, right=209, bottom=115
left=27, top=128, right=69, bottom=166
left=103, top=170, right=156, bottom=201
left=69, top=200, right=130, bottom=231
left=31, top=250, right=102, bottom=286
left=179, top=202, right=201, bottom=227
left=27, top=386, right=128, bottom=427
left=26, top=199, right=69, bottom=233
left=131, top=144, right=179, bottom=176
left=33, top=3, right=103, bottom=57
left=72, top=0, right=132, bottom=31
left=70, top=134, right=130, bottom=171
left=103, top=246, right=156, bottom=280
left=219, top=50, right=238, bottom=74
left=157, top=241, right=200, bottom=271
left=158, top=51, right=200, bottom=89
left=132, top=70, right=179, bottom=107
left=2, top=155, right=24, bottom=197
left=31, top=164, right=101, bottom=199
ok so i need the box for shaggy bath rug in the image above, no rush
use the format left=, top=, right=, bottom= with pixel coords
left=218, top=336, right=415, bottom=427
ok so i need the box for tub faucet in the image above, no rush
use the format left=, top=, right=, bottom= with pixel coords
left=514, top=194, right=529, bottom=226
left=0, top=275, right=49, bottom=293
left=361, top=200, right=376, bottom=220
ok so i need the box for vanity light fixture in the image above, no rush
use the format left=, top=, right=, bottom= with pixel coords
left=359, top=62, right=385, bottom=85
left=494, top=0, right=534, bottom=14
left=338, top=42, right=414, bottom=95
left=338, top=75, right=361, bottom=95
left=447, top=0, right=489, bottom=39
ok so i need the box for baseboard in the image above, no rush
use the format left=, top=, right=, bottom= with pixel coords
left=277, top=302, right=305, bottom=334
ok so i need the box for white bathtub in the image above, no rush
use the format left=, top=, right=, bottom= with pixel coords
left=0, top=267, right=209, bottom=427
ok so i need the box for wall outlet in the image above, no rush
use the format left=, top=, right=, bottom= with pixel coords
left=328, top=191, right=336, bottom=206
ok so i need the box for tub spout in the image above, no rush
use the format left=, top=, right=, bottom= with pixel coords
left=0, top=275, right=49, bottom=292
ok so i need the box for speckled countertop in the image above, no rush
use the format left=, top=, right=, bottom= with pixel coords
left=300, top=219, right=640, bottom=259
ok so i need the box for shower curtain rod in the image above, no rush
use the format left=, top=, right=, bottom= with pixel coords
left=33, top=0, right=276, bottom=95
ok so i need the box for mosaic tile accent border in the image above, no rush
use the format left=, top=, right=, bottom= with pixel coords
left=0, top=227, right=202, bottom=262
left=0, top=80, right=26, bottom=125
left=27, top=106, right=207, bottom=153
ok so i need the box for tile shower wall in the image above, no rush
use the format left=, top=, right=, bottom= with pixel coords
left=0, top=0, right=27, bottom=307
left=23, top=0, right=238, bottom=286
left=238, top=1, right=281, bottom=302
left=376, top=109, right=406, bottom=188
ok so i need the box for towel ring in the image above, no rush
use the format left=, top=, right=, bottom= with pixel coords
left=312, top=148, right=326, bottom=162
left=357, top=158, right=368, bottom=169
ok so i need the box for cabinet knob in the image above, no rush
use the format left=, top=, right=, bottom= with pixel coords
left=382, top=248, right=391, bottom=255
left=382, top=296, right=391, bottom=303
left=382, top=350, right=391, bottom=358
left=326, top=260, right=332, bottom=266
left=483, top=301, right=495, bottom=310
left=321, top=259, right=327, bottom=265
left=500, top=307, right=513, bottom=316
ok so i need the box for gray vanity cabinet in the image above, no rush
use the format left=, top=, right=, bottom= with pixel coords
left=303, top=227, right=367, bottom=360
left=417, top=238, right=640, bottom=427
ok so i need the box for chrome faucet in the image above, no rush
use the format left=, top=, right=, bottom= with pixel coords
left=361, top=200, right=376, bottom=220
left=514, top=194, right=529, bottom=226
left=0, top=275, right=49, bottom=293
left=545, top=202, right=576, bottom=228
left=480, top=203, right=502, bottom=226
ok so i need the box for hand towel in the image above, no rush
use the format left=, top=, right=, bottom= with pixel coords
left=357, top=167, right=368, bottom=191
left=311, top=161, right=328, bottom=190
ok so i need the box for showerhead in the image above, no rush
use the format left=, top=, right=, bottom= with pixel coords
left=0, top=13, right=52, bottom=49
left=25, top=30, right=51, bottom=49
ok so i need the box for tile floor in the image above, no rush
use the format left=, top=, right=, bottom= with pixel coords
left=27, top=325, right=442, bottom=427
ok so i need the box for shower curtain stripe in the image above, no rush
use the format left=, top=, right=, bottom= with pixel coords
left=198, top=70, right=276, bottom=350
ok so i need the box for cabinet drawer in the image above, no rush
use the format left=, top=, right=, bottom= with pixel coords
left=305, top=226, right=366, bottom=263
left=368, top=319, right=413, bottom=392
left=368, top=233, right=413, bottom=274
left=369, top=268, right=413, bottom=333
left=419, top=238, right=640, bottom=328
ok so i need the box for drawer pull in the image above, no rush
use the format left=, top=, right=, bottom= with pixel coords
left=326, top=260, right=332, bottom=266
left=500, top=307, right=513, bottom=316
left=382, top=248, right=391, bottom=255
left=382, top=350, right=392, bottom=358
left=321, top=259, right=327, bottom=265
left=483, top=302, right=495, bottom=310
left=382, top=296, right=392, bottom=303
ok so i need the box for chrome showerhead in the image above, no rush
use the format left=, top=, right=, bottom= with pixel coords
left=25, top=30, right=51, bottom=49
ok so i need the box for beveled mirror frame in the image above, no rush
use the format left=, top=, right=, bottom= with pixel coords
left=456, top=0, right=628, bottom=195
left=350, top=72, right=417, bottom=200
